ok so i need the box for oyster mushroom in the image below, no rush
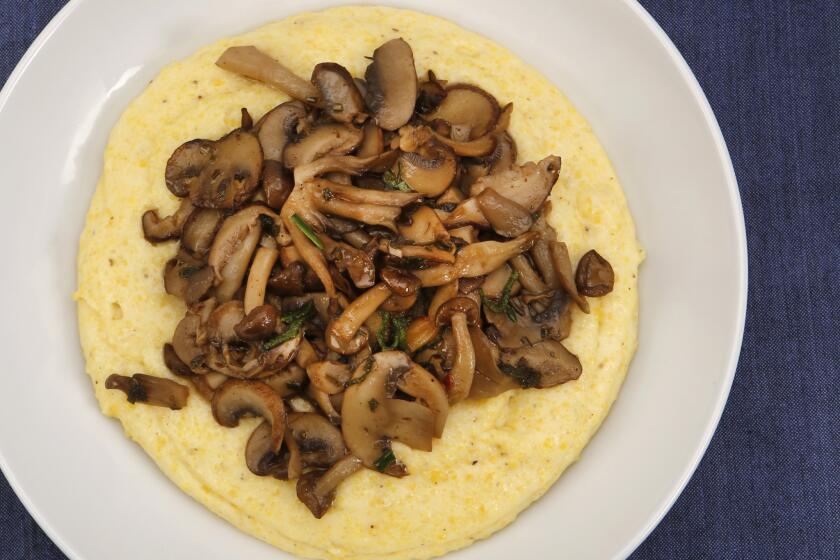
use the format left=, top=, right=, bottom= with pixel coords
left=499, top=340, right=582, bottom=388
left=216, top=45, right=319, bottom=102
left=431, top=102, right=512, bottom=157
left=435, top=297, right=479, bottom=403
left=575, top=249, right=615, bottom=297
left=476, top=187, right=533, bottom=238
left=550, top=241, right=590, bottom=312
left=211, top=379, right=287, bottom=452
left=426, top=84, right=500, bottom=139
left=311, top=62, right=366, bottom=123
left=398, top=205, right=450, bottom=246
left=297, top=454, right=363, bottom=518
left=142, top=198, right=194, bottom=243
left=293, top=151, right=398, bottom=184
left=454, top=232, right=539, bottom=278
left=393, top=142, right=457, bottom=197
left=321, top=237, right=376, bottom=289
left=284, top=123, right=363, bottom=168
left=357, top=120, right=384, bottom=157
left=166, top=130, right=263, bottom=209
left=307, top=180, right=422, bottom=232
left=364, top=38, right=417, bottom=131
left=509, top=254, right=548, bottom=294
left=399, top=363, right=449, bottom=437
left=469, top=155, right=561, bottom=211
left=281, top=185, right=335, bottom=297
left=468, top=327, right=519, bottom=398
left=326, top=284, right=391, bottom=354
left=105, top=373, right=189, bottom=410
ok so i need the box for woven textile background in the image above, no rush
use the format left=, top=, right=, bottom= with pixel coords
left=1, top=1, right=837, bottom=558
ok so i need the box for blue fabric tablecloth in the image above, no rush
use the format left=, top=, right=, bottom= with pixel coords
left=1, top=1, right=837, bottom=558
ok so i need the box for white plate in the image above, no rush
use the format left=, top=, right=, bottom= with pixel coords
left=0, top=1, right=746, bottom=559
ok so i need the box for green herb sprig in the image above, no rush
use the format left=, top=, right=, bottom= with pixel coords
left=259, top=300, right=316, bottom=352
left=376, top=311, right=410, bottom=351
left=374, top=449, right=396, bottom=472
left=291, top=214, right=324, bottom=250
left=480, top=270, right=521, bottom=322
left=383, top=162, right=413, bottom=192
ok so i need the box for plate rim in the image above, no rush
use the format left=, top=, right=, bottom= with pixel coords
left=0, top=1, right=748, bottom=559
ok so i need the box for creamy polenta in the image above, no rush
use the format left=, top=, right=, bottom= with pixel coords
left=76, top=6, right=643, bottom=559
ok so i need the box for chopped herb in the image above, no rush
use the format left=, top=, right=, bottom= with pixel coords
left=376, top=311, right=410, bottom=351
left=179, top=265, right=201, bottom=279
left=374, top=449, right=396, bottom=472
left=259, top=214, right=279, bottom=236
left=383, top=162, right=413, bottom=192
left=376, top=311, right=393, bottom=350
left=436, top=202, right=457, bottom=212
left=345, top=356, right=376, bottom=388
left=368, top=398, right=379, bottom=411
left=323, top=188, right=334, bottom=201
left=480, top=270, right=521, bottom=322
left=499, top=362, right=539, bottom=388
left=291, top=214, right=324, bottom=250
left=189, top=355, right=206, bottom=369
left=259, top=300, right=316, bottom=352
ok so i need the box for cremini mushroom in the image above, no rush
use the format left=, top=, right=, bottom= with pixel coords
left=499, top=340, right=582, bottom=388
left=262, top=160, right=294, bottom=210
left=211, top=379, right=287, bottom=452
left=288, top=412, right=347, bottom=467
left=393, top=142, right=457, bottom=197
left=180, top=208, right=223, bottom=257
left=166, top=130, right=264, bottom=209
left=296, top=454, right=363, bottom=518
left=431, top=102, right=512, bottom=157
left=426, top=84, right=500, bottom=139
left=364, top=38, right=417, bottom=131
left=263, top=364, right=307, bottom=397
left=284, top=123, right=363, bottom=168
left=326, top=284, right=391, bottom=354
left=105, top=373, right=189, bottom=410
left=435, top=297, right=479, bottom=403
left=142, top=199, right=194, bottom=243
left=575, top=249, right=615, bottom=297
left=234, top=304, right=278, bottom=341
left=311, top=62, right=366, bottom=123
left=245, top=420, right=293, bottom=477
left=216, top=46, right=320, bottom=102
left=163, top=249, right=205, bottom=300
left=255, top=101, right=308, bottom=162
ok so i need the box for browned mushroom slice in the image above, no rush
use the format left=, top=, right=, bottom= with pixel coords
left=106, top=373, right=189, bottom=410
left=469, top=155, right=561, bottom=211
left=211, top=379, right=287, bottom=452
left=499, top=340, right=582, bottom=388
left=184, top=267, right=215, bottom=304
left=550, top=241, right=590, bottom=313
left=442, top=197, right=488, bottom=229
left=364, top=38, right=417, bottom=131
left=476, top=187, right=534, bottom=238
left=243, top=246, right=279, bottom=313
left=307, top=180, right=422, bottom=232
left=393, top=142, right=457, bottom=197
left=529, top=211, right=560, bottom=289
left=209, top=206, right=279, bottom=302
left=509, top=254, right=548, bottom=294
left=326, top=284, right=391, bottom=354
left=381, top=239, right=456, bottom=264
left=426, top=84, right=500, bottom=139
left=180, top=208, right=222, bottom=257
left=357, top=120, right=384, bottom=158
left=297, top=455, right=363, bottom=518
left=293, top=151, right=398, bottom=184
left=385, top=399, right=436, bottom=450
left=166, top=130, right=263, bottom=209
left=416, top=70, right=446, bottom=115
left=342, top=351, right=416, bottom=475
left=313, top=180, right=421, bottom=207
left=284, top=123, right=363, bottom=168
left=142, top=198, right=194, bottom=243
left=163, top=249, right=204, bottom=300
left=254, top=101, right=308, bottom=161
left=380, top=292, right=417, bottom=313
left=171, top=298, right=216, bottom=371
left=480, top=264, right=519, bottom=298
left=288, top=412, right=347, bottom=467
left=398, top=205, right=451, bottom=246
left=234, top=304, right=279, bottom=341
left=467, top=327, right=519, bottom=399
left=321, top=237, right=376, bottom=289
left=308, top=384, right=343, bottom=425
left=454, top=232, right=539, bottom=278
left=262, top=364, right=307, bottom=397
left=262, top=160, right=293, bottom=210
left=484, top=291, right=571, bottom=348
left=431, top=102, right=512, bottom=157
left=575, top=249, right=615, bottom=297
left=399, top=363, right=449, bottom=437
left=245, top=420, right=291, bottom=477
left=216, top=46, right=319, bottom=102
left=306, top=360, right=352, bottom=394
left=380, top=266, right=420, bottom=297
left=487, top=132, right=518, bottom=174
left=434, top=297, right=479, bottom=403
left=311, top=62, right=366, bottom=123
left=405, top=317, right=439, bottom=352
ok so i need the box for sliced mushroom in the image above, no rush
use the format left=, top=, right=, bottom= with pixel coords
left=163, top=249, right=204, bottom=300
left=448, top=225, right=479, bottom=245
left=297, top=454, right=363, bottom=518
left=284, top=123, right=363, bottom=168
left=306, top=360, right=352, bottom=394
left=245, top=420, right=292, bottom=477
left=142, top=198, right=195, bottom=243
left=172, top=298, right=216, bottom=370
left=105, top=373, right=189, bottom=410
left=255, top=101, right=308, bottom=162
left=416, top=70, right=446, bottom=114
left=550, top=241, right=590, bottom=312
left=326, top=284, right=391, bottom=354
left=216, top=46, right=319, bottom=102
left=166, top=130, right=263, bottom=209
left=454, top=232, right=539, bottom=278
left=484, top=291, right=571, bottom=348
left=308, top=384, right=343, bottom=425
left=288, top=412, right=347, bottom=467
left=398, top=205, right=450, bottom=245
left=181, top=208, right=223, bottom=257
left=321, top=237, right=376, bottom=289
left=211, top=379, right=286, bottom=452
left=399, top=363, right=449, bottom=437
left=307, top=180, right=421, bottom=232
left=476, top=187, right=533, bottom=238
left=480, top=263, right=516, bottom=298
left=499, top=340, right=581, bottom=388
left=426, top=84, right=500, bottom=139
left=357, top=120, right=384, bottom=158
left=242, top=246, right=278, bottom=313
left=234, top=304, right=278, bottom=341
left=280, top=187, right=334, bottom=297
left=311, top=62, right=366, bottom=123
left=209, top=206, right=279, bottom=301
left=469, top=155, right=561, bottom=212
left=293, top=151, right=398, bottom=184
left=262, top=160, right=293, bottom=210
left=468, top=327, right=519, bottom=398
left=442, top=197, right=489, bottom=229
left=510, top=254, right=547, bottom=294
left=262, top=364, right=307, bottom=397
left=435, top=297, right=479, bottom=403
left=431, top=102, right=512, bottom=157
left=575, top=249, right=615, bottom=297
left=530, top=212, right=560, bottom=290
left=381, top=239, right=455, bottom=264
left=380, top=292, right=417, bottom=312
left=364, top=38, right=417, bottom=131
left=394, top=142, right=457, bottom=197
left=341, top=351, right=416, bottom=474
left=384, top=398, right=436, bottom=450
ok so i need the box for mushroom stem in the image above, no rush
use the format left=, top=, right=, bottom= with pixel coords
left=446, top=312, right=475, bottom=403
left=454, top=232, right=539, bottom=278
left=216, top=46, right=319, bottom=102
left=244, top=246, right=278, bottom=313
left=326, top=284, right=391, bottom=354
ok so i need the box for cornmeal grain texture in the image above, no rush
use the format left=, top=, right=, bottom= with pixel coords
left=76, top=7, right=644, bottom=559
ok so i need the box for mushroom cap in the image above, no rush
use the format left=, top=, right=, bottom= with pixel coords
left=288, top=412, right=347, bottom=468
left=296, top=455, right=363, bottom=518
left=434, top=296, right=480, bottom=326
left=255, top=101, right=308, bottom=162
left=105, top=373, right=189, bottom=410
left=499, top=340, right=582, bottom=388
left=426, top=84, right=500, bottom=139
left=311, top=62, right=367, bottom=123
left=575, top=249, right=615, bottom=297
left=364, top=38, right=418, bottom=131
left=211, top=379, right=287, bottom=452
left=283, top=123, right=363, bottom=168
left=141, top=199, right=194, bottom=243
left=395, top=142, right=457, bottom=197
left=234, top=304, right=279, bottom=341
left=380, top=266, right=420, bottom=297
left=476, top=187, right=533, bottom=238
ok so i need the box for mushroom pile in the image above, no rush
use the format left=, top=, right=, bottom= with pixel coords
left=106, top=38, right=616, bottom=518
